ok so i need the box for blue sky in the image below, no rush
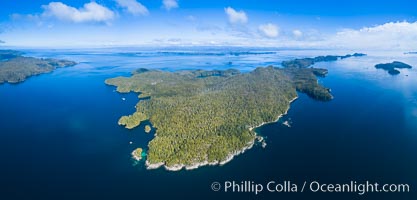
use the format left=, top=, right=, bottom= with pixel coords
left=1, top=0, right=417, bottom=49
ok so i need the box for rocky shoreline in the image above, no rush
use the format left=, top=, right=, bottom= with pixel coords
left=145, top=141, right=255, bottom=171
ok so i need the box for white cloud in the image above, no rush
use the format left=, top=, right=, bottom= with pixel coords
left=330, top=21, right=417, bottom=50
left=224, top=7, right=248, bottom=24
left=186, top=15, right=196, bottom=21
left=116, top=0, right=149, bottom=16
left=162, top=0, right=179, bottom=11
left=258, top=23, right=279, bottom=38
left=292, top=29, right=303, bottom=38
left=42, top=2, right=115, bottom=23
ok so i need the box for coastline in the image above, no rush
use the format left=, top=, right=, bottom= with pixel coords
left=249, top=95, right=298, bottom=131
left=145, top=95, right=298, bottom=171
left=145, top=141, right=255, bottom=171
left=132, top=154, right=141, bottom=161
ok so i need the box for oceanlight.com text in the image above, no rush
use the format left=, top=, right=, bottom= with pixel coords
left=211, top=180, right=410, bottom=195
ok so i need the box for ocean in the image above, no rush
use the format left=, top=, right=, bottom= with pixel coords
left=0, top=47, right=416, bottom=200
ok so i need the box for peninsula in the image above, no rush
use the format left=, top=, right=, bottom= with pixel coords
left=0, top=50, right=77, bottom=84
left=106, top=53, right=365, bottom=171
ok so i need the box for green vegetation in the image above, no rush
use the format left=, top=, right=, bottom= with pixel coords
left=106, top=53, right=363, bottom=169
left=132, top=148, right=143, bottom=161
left=106, top=67, right=297, bottom=167
left=282, top=67, right=333, bottom=101
left=279, top=53, right=366, bottom=101
left=118, top=112, right=147, bottom=129
left=197, top=69, right=240, bottom=77
left=375, top=61, right=412, bottom=75
left=0, top=50, right=77, bottom=84
left=145, top=125, right=152, bottom=133
left=281, top=53, right=366, bottom=68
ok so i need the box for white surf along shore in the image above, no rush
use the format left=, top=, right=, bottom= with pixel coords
left=141, top=96, right=298, bottom=171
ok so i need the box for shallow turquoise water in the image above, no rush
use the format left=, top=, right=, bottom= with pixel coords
left=0, top=48, right=416, bottom=200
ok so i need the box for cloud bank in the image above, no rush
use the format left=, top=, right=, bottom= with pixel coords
left=42, top=1, right=115, bottom=23
left=329, top=21, right=417, bottom=50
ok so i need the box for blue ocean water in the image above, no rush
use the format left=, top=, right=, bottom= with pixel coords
left=0, top=47, right=416, bottom=200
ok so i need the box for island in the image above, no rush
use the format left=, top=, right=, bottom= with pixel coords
left=105, top=53, right=365, bottom=171
left=375, top=61, right=413, bottom=75
left=0, top=50, right=77, bottom=84
left=145, top=125, right=152, bottom=133
left=132, top=148, right=144, bottom=161
left=281, top=53, right=366, bottom=68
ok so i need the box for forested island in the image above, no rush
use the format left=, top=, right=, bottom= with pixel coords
left=0, top=50, right=77, bottom=84
left=281, top=53, right=366, bottom=68
left=106, top=53, right=365, bottom=171
left=375, top=61, right=413, bottom=75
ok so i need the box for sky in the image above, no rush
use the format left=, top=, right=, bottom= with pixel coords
left=0, top=0, right=417, bottom=50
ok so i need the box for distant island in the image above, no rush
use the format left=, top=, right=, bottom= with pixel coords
left=106, top=53, right=365, bottom=171
left=281, top=53, right=366, bottom=68
left=375, top=61, right=412, bottom=75
left=404, top=52, right=417, bottom=55
left=0, top=50, right=77, bottom=84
